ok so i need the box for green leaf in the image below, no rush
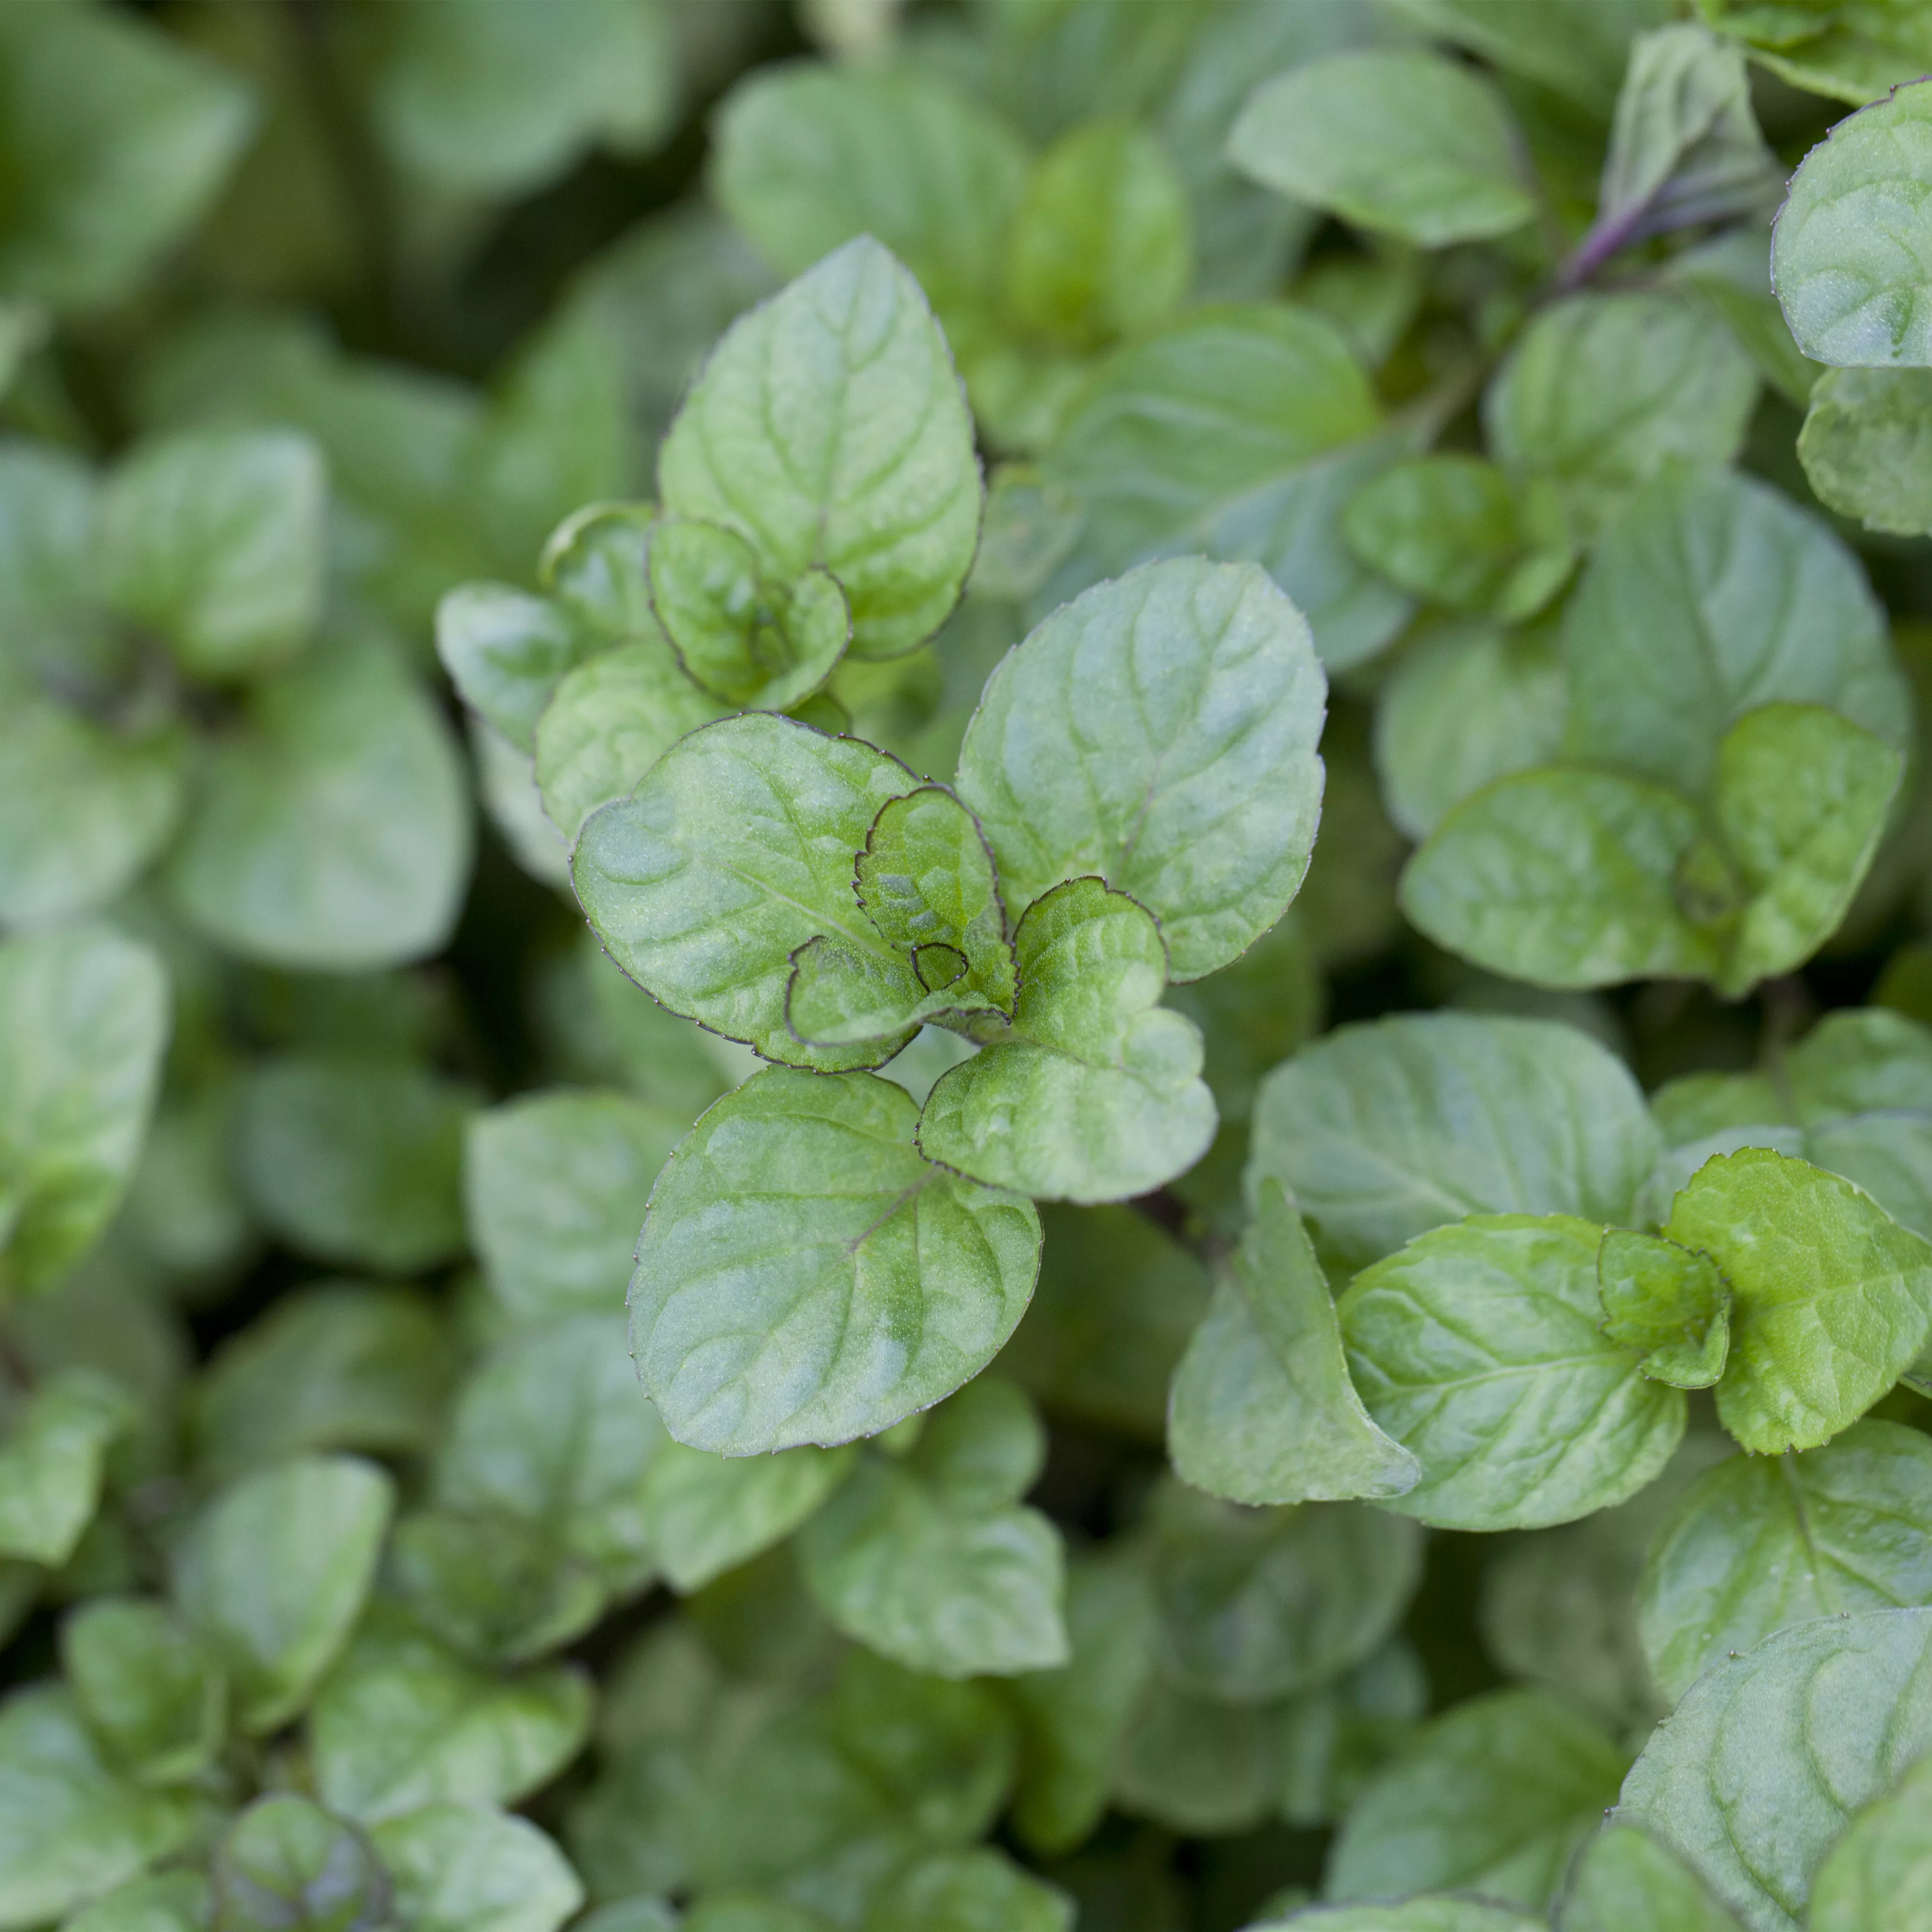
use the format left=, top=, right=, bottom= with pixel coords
left=60, top=1872, right=209, bottom=1932
left=369, top=1803, right=584, bottom=1932
left=917, top=879, right=1217, bottom=1203
left=433, top=1314, right=667, bottom=1595
left=168, top=639, right=472, bottom=971
left=310, top=1612, right=593, bottom=1825
left=1598, top=1229, right=1733, bottom=1389
left=1383, top=0, right=1673, bottom=115
left=1342, top=457, right=1575, bottom=619
left=647, top=518, right=850, bottom=710
left=1373, top=619, right=1567, bottom=839
left=208, top=1794, right=389, bottom=1932
left=639, top=1442, right=855, bottom=1595
left=1227, top=49, right=1536, bottom=247
left=1797, top=366, right=1932, bottom=534
left=572, top=713, right=918, bottom=1070
left=172, top=1453, right=395, bottom=1735
left=1399, top=765, right=1718, bottom=990
left=1484, top=295, right=1758, bottom=539
left=466, top=1090, right=685, bottom=1326
left=59, top=1599, right=224, bottom=1787
left=1004, top=120, right=1192, bottom=353
left=101, top=429, right=325, bottom=682
left=1663, top=1148, right=1932, bottom=1452
left=1339, top=1216, right=1687, bottom=1531
left=388, top=1510, right=605, bottom=1669
left=955, top=557, right=1326, bottom=979
left=1712, top=702, right=1903, bottom=995
left=1618, top=1607, right=1932, bottom=1932
left=1637, top=1421, right=1932, bottom=1703
left=1808, top=1748, right=1932, bottom=1932
left=797, top=1379, right=1067, bottom=1678
left=1167, top=1179, right=1421, bottom=1505
left=0, top=696, right=187, bottom=928
left=1773, top=79, right=1932, bottom=365
left=1559, top=1822, right=1748, bottom=1932
left=1328, top=1688, right=1629, bottom=1910
left=435, top=582, right=595, bottom=757
left=1277, top=1637, right=1432, bottom=1831
left=189, top=1283, right=453, bottom=1484
left=1109, top=1671, right=1283, bottom=1836
left=710, top=65, right=1030, bottom=319
left=1256, top=1905, right=1545, bottom=1932
left=234, top=1056, right=473, bottom=1274
left=1249, top=1012, right=1661, bottom=1274
left=1037, top=305, right=1404, bottom=668
left=1145, top=1483, right=1421, bottom=1703
left=0, top=3, right=256, bottom=312
left=629, top=1068, right=1040, bottom=1454
left=0, top=1371, right=135, bottom=1567
left=1705, top=0, right=1932, bottom=107
left=0, top=1687, right=198, bottom=1931
left=369, top=0, right=674, bottom=198
left=863, top=1849, right=1071, bottom=1932
left=659, top=237, right=980, bottom=660
left=0, top=923, right=169, bottom=1294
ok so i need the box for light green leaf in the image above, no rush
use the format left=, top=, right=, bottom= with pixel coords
left=1227, top=49, right=1536, bottom=247
left=864, top=1848, right=1072, bottom=1932
left=1797, top=366, right=1932, bottom=534
left=0, top=3, right=255, bottom=312
left=1005, top=120, right=1192, bottom=353
left=1617, top=1607, right=1932, bottom=1932
left=1339, top=1216, right=1687, bottom=1531
left=648, top=517, right=850, bottom=710
left=101, top=429, right=325, bottom=682
left=1773, top=79, right=1932, bottom=365
left=190, top=1283, right=452, bottom=1484
left=1808, top=1748, right=1932, bottom=1932
left=1145, top=1483, right=1421, bottom=1703
left=1249, top=1012, right=1662, bottom=1273
left=1598, top=1229, right=1733, bottom=1389
left=1328, top=1688, right=1629, bottom=1910
left=208, top=1794, right=388, bottom=1932
left=435, top=582, right=594, bottom=756
left=59, top=1598, right=224, bottom=1787
left=1484, top=294, right=1758, bottom=538
left=1167, top=1179, right=1421, bottom=1505
left=0, top=697, right=187, bottom=928
left=572, top=713, right=916, bottom=1069
left=0, top=923, right=169, bottom=1295
left=1788, top=1008, right=1932, bottom=1123
left=710, top=65, right=1030, bottom=318
left=1383, top=0, right=1673, bottom=115
left=369, top=0, right=673, bottom=197
left=0, top=1686, right=198, bottom=1932
left=370, top=1803, right=585, bottom=1932
left=1560, top=468, right=1906, bottom=796
left=659, top=236, right=980, bottom=660
left=955, top=558, right=1325, bottom=980
left=59, top=1872, right=209, bottom=1932
left=639, top=1441, right=855, bottom=1594
left=1663, top=1148, right=1932, bottom=1452
left=797, top=1379, right=1068, bottom=1678
left=1373, top=619, right=1566, bottom=840
left=1258, top=1905, right=1545, bottom=1932
left=917, top=879, right=1217, bottom=1203
left=434, top=1314, right=667, bottom=1594
left=1398, top=766, right=1717, bottom=990
left=466, top=1090, right=685, bottom=1326
left=1035, top=306, right=1404, bottom=671
left=0, top=1371, right=134, bottom=1567
left=1713, top=702, right=1903, bottom=995
left=1638, top=1421, right=1932, bottom=1703
left=1559, top=1822, right=1748, bottom=1932
left=311, top=1613, right=592, bottom=1826
left=168, top=639, right=472, bottom=971
left=172, top=1453, right=395, bottom=1735
left=1342, top=457, right=1575, bottom=619
left=389, top=1509, right=605, bottom=1668
left=629, top=1069, right=1040, bottom=1454
left=234, top=1057, right=473, bottom=1274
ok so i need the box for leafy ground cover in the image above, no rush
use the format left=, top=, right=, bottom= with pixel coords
left=2, top=2, right=1932, bottom=1930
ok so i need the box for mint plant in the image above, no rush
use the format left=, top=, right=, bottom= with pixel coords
left=6, top=4, right=1932, bottom=1932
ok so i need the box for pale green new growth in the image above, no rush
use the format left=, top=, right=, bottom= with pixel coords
left=1598, top=1229, right=1733, bottom=1388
